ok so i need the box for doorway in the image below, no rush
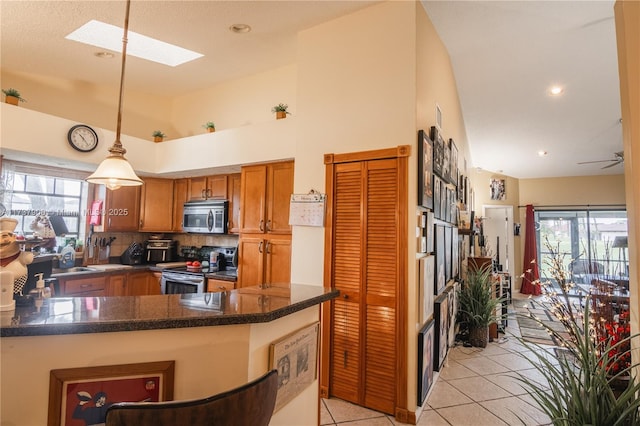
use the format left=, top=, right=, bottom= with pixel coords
left=482, top=206, right=515, bottom=274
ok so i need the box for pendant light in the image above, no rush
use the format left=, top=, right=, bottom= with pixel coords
left=86, top=0, right=143, bottom=190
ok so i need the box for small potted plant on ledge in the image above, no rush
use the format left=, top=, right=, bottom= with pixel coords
left=2, top=88, right=26, bottom=106
left=271, top=103, right=290, bottom=120
left=202, top=122, right=216, bottom=133
left=152, top=130, right=165, bottom=142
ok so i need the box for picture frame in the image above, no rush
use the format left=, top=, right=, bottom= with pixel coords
left=433, top=175, right=442, bottom=220
left=442, top=135, right=451, bottom=184
left=48, top=361, right=175, bottom=426
left=447, top=282, right=459, bottom=347
left=452, top=227, right=459, bottom=279
left=269, top=322, right=319, bottom=412
left=490, top=178, right=506, bottom=201
left=420, top=255, right=435, bottom=323
left=430, top=126, right=444, bottom=179
left=433, top=293, right=449, bottom=371
left=416, top=208, right=427, bottom=253
left=435, top=104, right=443, bottom=131
left=444, top=225, right=452, bottom=281
left=417, top=319, right=435, bottom=405
left=439, top=180, right=447, bottom=223
left=426, top=211, right=435, bottom=253
left=418, top=130, right=434, bottom=209
left=449, top=138, right=458, bottom=186
left=435, top=224, right=446, bottom=295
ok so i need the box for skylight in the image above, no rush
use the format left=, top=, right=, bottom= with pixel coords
left=66, top=20, right=203, bottom=67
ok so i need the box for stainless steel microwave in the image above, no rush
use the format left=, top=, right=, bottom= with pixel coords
left=183, top=200, right=228, bottom=234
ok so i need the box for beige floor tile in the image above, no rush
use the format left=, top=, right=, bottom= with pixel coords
left=473, top=342, right=512, bottom=356
left=497, top=335, right=529, bottom=352
left=518, top=367, right=551, bottom=389
left=322, top=398, right=386, bottom=423
left=447, top=345, right=485, bottom=360
left=337, top=417, right=395, bottom=425
left=484, top=372, right=529, bottom=395
left=480, top=396, right=551, bottom=425
left=320, top=399, right=334, bottom=425
left=447, top=376, right=512, bottom=402
left=417, top=408, right=450, bottom=425
left=454, top=354, right=510, bottom=375
left=426, top=380, right=473, bottom=409
left=489, top=352, right=538, bottom=371
left=436, top=402, right=509, bottom=426
left=438, top=359, right=479, bottom=381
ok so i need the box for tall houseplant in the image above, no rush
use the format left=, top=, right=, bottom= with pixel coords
left=458, top=263, right=503, bottom=347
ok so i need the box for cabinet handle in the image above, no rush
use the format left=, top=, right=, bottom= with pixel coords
left=80, top=284, right=92, bottom=289
left=259, top=220, right=264, bottom=232
left=206, top=188, right=212, bottom=198
left=266, top=220, right=272, bottom=232
left=108, top=217, right=111, bottom=227
left=218, top=286, right=227, bottom=290
left=265, top=241, right=271, bottom=254
left=201, top=189, right=206, bottom=199
left=258, top=241, right=263, bottom=253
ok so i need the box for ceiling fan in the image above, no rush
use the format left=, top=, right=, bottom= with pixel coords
left=577, top=151, right=624, bottom=169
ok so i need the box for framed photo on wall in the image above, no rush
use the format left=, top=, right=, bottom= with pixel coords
left=434, top=293, right=449, bottom=371
left=444, top=224, right=452, bottom=281
left=442, top=136, right=451, bottom=184
left=426, top=211, right=435, bottom=253
left=490, top=178, right=506, bottom=201
left=430, top=126, right=444, bottom=179
left=433, top=175, right=442, bottom=220
left=420, top=255, right=435, bottom=323
left=452, top=227, right=459, bottom=279
left=418, top=130, right=434, bottom=209
left=418, top=320, right=435, bottom=406
left=449, top=139, right=458, bottom=186
left=435, top=224, right=446, bottom=295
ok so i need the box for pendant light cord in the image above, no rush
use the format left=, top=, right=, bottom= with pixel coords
left=108, top=0, right=131, bottom=156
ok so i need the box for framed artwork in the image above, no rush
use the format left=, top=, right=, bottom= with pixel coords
left=416, top=208, right=427, bottom=253
left=430, top=126, right=444, bottom=179
left=449, top=139, right=458, bottom=186
left=48, top=361, right=175, bottom=426
left=447, top=283, right=459, bottom=347
left=426, top=211, right=435, bottom=253
left=420, top=255, right=435, bottom=323
left=458, top=174, right=465, bottom=205
left=444, top=225, right=452, bottom=281
left=417, top=320, right=435, bottom=405
left=435, top=104, right=443, bottom=131
left=418, top=130, right=434, bottom=209
left=434, top=293, right=449, bottom=371
left=452, top=227, right=459, bottom=279
left=442, top=136, right=451, bottom=184
left=269, top=322, right=319, bottom=412
left=490, top=178, right=506, bottom=201
left=433, top=175, right=442, bottom=220
left=439, top=180, right=447, bottom=223
left=435, top=224, right=446, bottom=295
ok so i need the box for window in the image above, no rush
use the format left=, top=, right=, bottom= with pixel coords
left=535, top=209, right=628, bottom=291
left=3, top=168, right=89, bottom=250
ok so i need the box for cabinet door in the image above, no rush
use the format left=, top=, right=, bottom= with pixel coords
left=61, top=276, right=107, bottom=296
left=188, top=176, right=208, bottom=200
left=266, top=162, right=293, bottom=234
left=228, top=174, right=241, bottom=234
left=264, top=237, right=291, bottom=287
left=108, top=274, right=127, bottom=296
left=240, top=165, right=267, bottom=233
left=104, top=186, right=140, bottom=231
left=149, top=272, right=162, bottom=295
left=127, top=271, right=153, bottom=296
left=237, top=236, right=265, bottom=288
left=139, top=178, right=174, bottom=232
left=207, top=278, right=235, bottom=292
left=207, top=175, right=228, bottom=199
left=172, top=178, right=189, bottom=232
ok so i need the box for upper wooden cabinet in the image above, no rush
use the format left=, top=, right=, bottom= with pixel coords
left=239, top=161, right=293, bottom=234
left=172, top=178, right=189, bottom=232
left=188, top=175, right=228, bottom=201
left=139, top=177, right=174, bottom=232
left=96, top=185, right=140, bottom=232
left=228, top=173, right=241, bottom=234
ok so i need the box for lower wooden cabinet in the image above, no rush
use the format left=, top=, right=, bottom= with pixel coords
left=206, top=278, right=236, bottom=293
left=238, top=235, right=291, bottom=288
left=59, top=276, right=108, bottom=297
left=108, top=274, right=128, bottom=296
left=128, top=271, right=160, bottom=296
left=61, top=270, right=161, bottom=297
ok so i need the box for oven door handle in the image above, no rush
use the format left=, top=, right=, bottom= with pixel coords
left=162, top=274, right=204, bottom=284
left=207, top=209, right=214, bottom=231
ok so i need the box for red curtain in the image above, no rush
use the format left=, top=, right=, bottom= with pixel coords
left=520, top=204, right=541, bottom=295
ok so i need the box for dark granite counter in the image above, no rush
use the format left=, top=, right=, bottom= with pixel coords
left=1, top=284, right=338, bottom=337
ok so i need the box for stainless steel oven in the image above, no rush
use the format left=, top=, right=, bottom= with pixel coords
left=161, top=269, right=205, bottom=294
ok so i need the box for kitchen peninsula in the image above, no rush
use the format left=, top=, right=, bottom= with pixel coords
left=1, top=284, right=337, bottom=425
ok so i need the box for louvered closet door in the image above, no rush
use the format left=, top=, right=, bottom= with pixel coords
left=330, top=158, right=398, bottom=415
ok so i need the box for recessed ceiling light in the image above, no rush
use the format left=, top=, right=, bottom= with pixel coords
left=538, top=150, right=548, bottom=156
left=66, top=20, right=203, bottom=67
left=94, top=51, right=115, bottom=59
left=229, top=24, right=251, bottom=33
left=549, top=86, right=563, bottom=96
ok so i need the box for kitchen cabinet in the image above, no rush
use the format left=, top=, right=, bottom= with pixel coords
left=139, top=177, right=174, bottom=232
left=239, top=161, right=293, bottom=235
left=94, top=185, right=140, bottom=232
left=172, top=178, right=189, bottom=232
left=237, top=235, right=291, bottom=288
left=128, top=271, right=160, bottom=296
left=228, top=173, right=241, bottom=234
left=108, top=274, right=127, bottom=296
left=58, top=275, right=107, bottom=297
left=206, top=278, right=235, bottom=293
left=188, top=175, right=228, bottom=201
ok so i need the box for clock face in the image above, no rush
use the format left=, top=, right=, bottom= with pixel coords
left=68, top=125, right=98, bottom=152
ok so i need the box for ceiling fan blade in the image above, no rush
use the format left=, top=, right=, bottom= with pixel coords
left=601, top=161, right=623, bottom=169
left=577, top=159, right=616, bottom=165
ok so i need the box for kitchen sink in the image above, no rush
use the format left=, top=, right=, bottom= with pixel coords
left=52, top=266, right=98, bottom=274
left=86, top=264, right=133, bottom=271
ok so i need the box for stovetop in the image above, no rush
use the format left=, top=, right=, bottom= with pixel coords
left=162, top=266, right=237, bottom=277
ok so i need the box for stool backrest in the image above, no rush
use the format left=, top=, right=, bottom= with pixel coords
left=105, top=369, right=278, bottom=426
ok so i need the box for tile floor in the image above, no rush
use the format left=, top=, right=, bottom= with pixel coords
left=321, top=293, right=553, bottom=426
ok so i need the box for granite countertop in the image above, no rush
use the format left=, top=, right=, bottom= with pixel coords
left=0, top=284, right=338, bottom=337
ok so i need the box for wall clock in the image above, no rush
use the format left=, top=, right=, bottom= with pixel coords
left=67, top=124, right=98, bottom=152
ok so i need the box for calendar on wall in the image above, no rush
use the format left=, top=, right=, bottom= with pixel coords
left=289, top=192, right=326, bottom=227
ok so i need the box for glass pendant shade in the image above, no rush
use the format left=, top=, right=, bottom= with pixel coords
left=87, top=151, right=143, bottom=190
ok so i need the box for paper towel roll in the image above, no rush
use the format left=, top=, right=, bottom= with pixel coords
left=0, top=270, right=16, bottom=311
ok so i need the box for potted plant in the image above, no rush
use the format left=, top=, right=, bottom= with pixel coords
left=152, top=130, right=165, bottom=142
left=2, top=88, right=26, bottom=106
left=457, top=262, right=503, bottom=347
left=202, top=122, right=216, bottom=133
left=271, top=103, right=290, bottom=120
